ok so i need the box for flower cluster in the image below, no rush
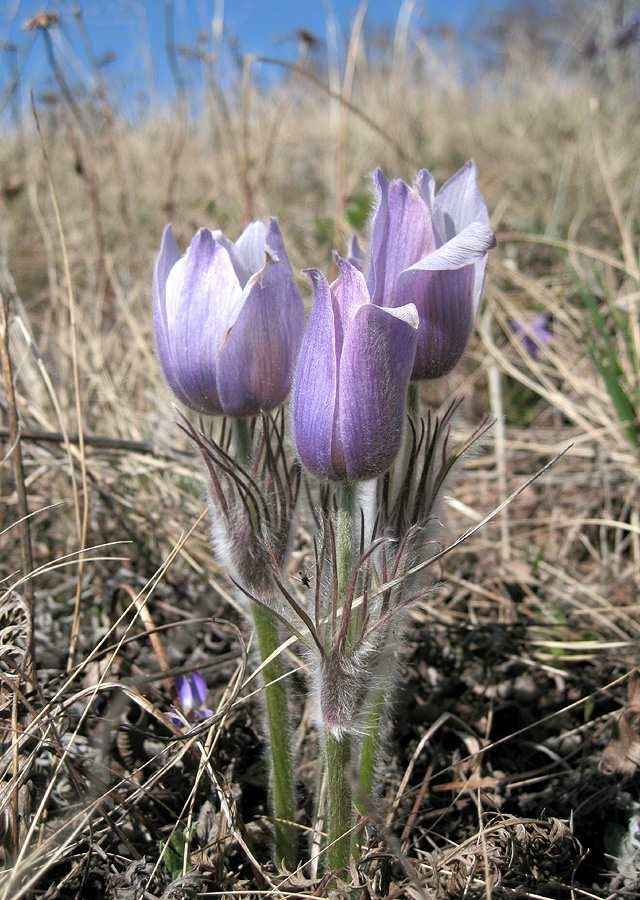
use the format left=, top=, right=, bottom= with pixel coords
left=155, top=163, right=494, bottom=484
left=153, top=161, right=495, bottom=873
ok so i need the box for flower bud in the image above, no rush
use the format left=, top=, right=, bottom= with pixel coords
left=153, top=218, right=304, bottom=416
left=292, top=256, right=418, bottom=482
left=368, top=161, right=495, bottom=380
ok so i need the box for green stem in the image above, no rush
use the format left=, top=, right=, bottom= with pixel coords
left=232, top=416, right=253, bottom=468
left=357, top=699, right=384, bottom=813
left=325, top=730, right=354, bottom=873
left=407, top=381, right=419, bottom=422
left=323, top=481, right=358, bottom=876
left=252, top=602, right=297, bottom=870
left=389, top=381, right=420, bottom=514
left=231, top=417, right=296, bottom=869
left=357, top=651, right=394, bottom=814
left=336, top=481, right=355, bottom=601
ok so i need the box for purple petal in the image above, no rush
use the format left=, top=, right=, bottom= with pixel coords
left=164, top=229, right=243, bottom=414
left=399, top=266, right=477, bottom=379
left=217, top=255, right=305, bottom=415
left=336, top=302, right=418, bottom=480
left=347, top=234, right=364, bottom=272
left=265, top=217, right=294, bottom=273
left=415, top=168, right=437, bottom=210
left=153, top=225, right=193, bottom=407
left=190, top=671, right=208, bottom=707
left=395, top=222, right=494, bottom=346
left=368, top=169, right=437, bottom=307
left=416, top=162, right=493, bottom=251
left=531, top=313, right=551, bottom=334
left=235, top=219, right=268, bottom=276
left=331, top=256, right=369, bottom=359
left=471, top=254, right=489, bottom=318
left=414, top=168, right=444, bottom=244
left=153, top=224, right=181, bottom=305
left=174, top=674, right=194, bottom=714
left=211, top=229, right=251, bottom=287
left=435, top=160, right=492, bottom=237
left=292, top=269, right=339, bottom=480
left=368, top=169, right=392, bottom=301
left=404, top=222, right=496, bottom=274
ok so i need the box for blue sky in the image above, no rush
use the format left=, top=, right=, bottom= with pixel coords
left=1, top=1, right=509, bottom=116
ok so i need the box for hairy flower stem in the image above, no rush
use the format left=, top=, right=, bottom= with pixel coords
left=231, top=418, right=297, bottom=869
left=390, top=382, right=420, bottom=510
left=357, top=699, right=383, bottom=811
left=324, top=482, right=357, bottom=873
left=357, top=652, right=394, bottom=813
left=326, top=730, right=355, bottom=873
left=404, top=381, right=421, bottom=482
left=232, top=417, right=253, bottom=469
left=252, top=602, right=297, bottom=870
left=407, top=381, right=419, bottom=421
left=336, top=481, right=355, bottom=601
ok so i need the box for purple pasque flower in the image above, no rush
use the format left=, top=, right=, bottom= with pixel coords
left=292, top=255, right=418, bottom=482
left=171, top=671, right=213, bottom=728
left=154, top=218, right=305, bottom=417
left=367, top=161, right=496, bottom=380
left=511, top=314, right=551, bottom=357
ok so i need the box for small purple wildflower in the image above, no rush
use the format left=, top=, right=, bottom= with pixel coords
left=511, top=314, right=551, bottom=357
left=170, top=671, right=213, bottom=728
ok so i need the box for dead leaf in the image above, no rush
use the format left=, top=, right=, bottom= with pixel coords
left=600, top=713, right=640, bottom=775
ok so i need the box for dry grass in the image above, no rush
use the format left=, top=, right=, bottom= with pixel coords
left=1, top=2, right=640, bottom=897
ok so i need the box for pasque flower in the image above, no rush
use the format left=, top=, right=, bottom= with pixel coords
left=511, top=314, right=551, bottom=357
left=154, top=218, right=304, bottom=416
left=170, top=671, right=213, bottom=729
left=367, top=161, right=496, bottom=380
left=292, top=255, right=418, bottom=482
